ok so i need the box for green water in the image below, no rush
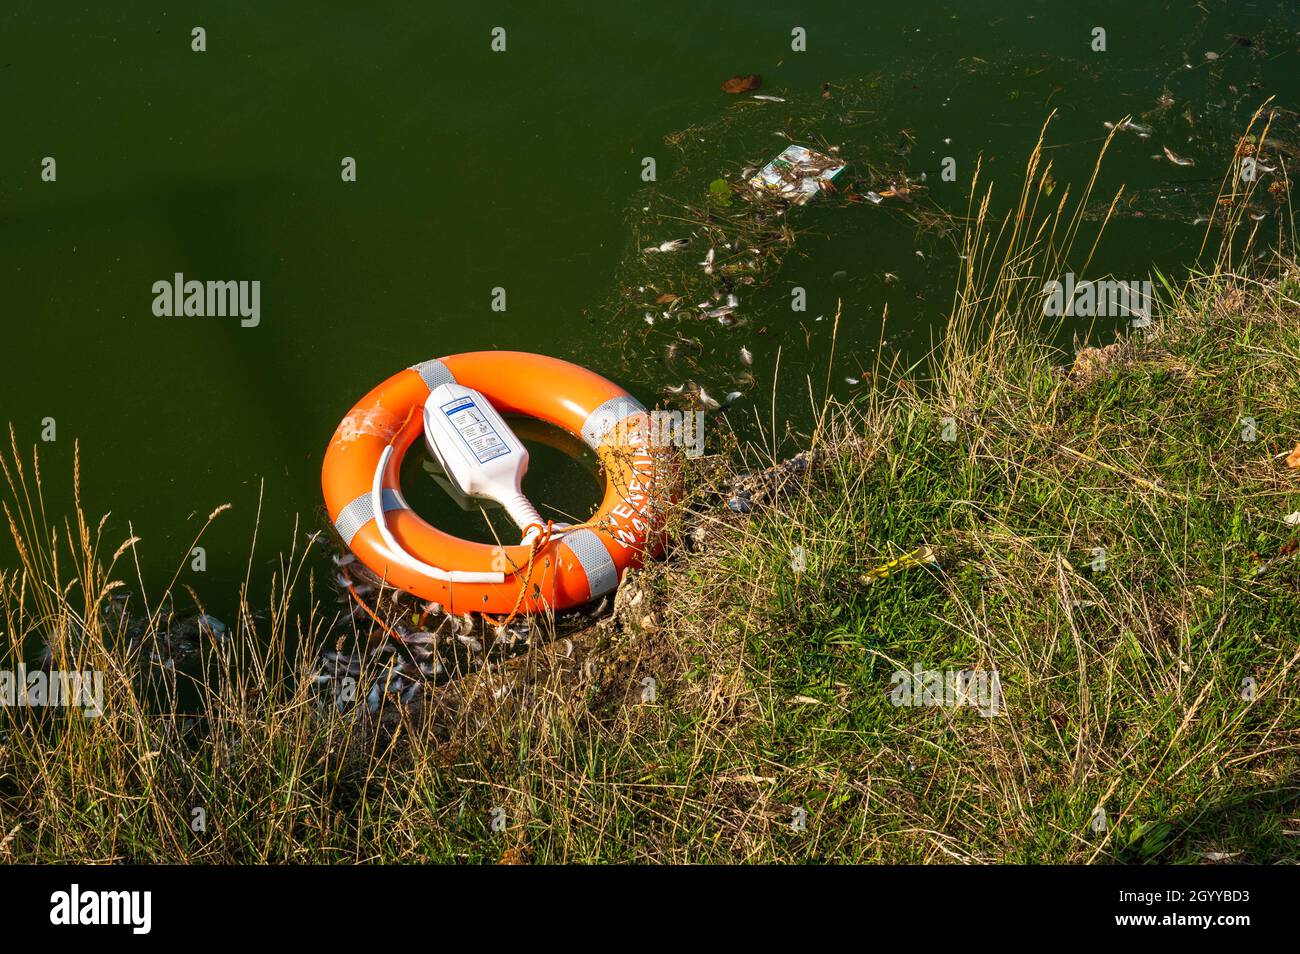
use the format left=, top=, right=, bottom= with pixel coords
left=3, top=1, right=1298, bottom=612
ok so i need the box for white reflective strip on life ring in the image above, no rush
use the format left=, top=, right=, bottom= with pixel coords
left=410, top=359, right=456, bottom=391
left=560, top=528, right=619, bottom=597
left=334, top=488, right=407, bottom=547
left=581, top=395, right=647, bottom=449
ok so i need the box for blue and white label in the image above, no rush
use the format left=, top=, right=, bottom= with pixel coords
left=440, top=396, right=510, bottom=464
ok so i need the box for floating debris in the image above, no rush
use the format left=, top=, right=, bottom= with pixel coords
left=747, top=144, right=846, bottom=206
left=1104, top=118, right=1154, bottom=138
left=1162, top=146, right=1195, bottom=166
left=878, top=182, right=913, bottom=203
left=686, top=525, right=707, bottom=550
left=90, top=596, right=229, bottom=671
left=752, top=94, right=786, bottom=102
left=722, top=74, right=762, bottom=94
left=585, top=72, right=933, bottom=386
left=455, top=633, right=483, bottom=654
left=664, top=337, right=701, bottom=367
left=643, top=238, right=690, bottom=253
left=143, top=613, right=226, bottom=667
left=739, top=345, right=753, bottom=366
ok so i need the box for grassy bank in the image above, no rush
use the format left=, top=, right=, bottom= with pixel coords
left=671, top=270, right=1300, bottom=863
left=2, top=126, right=1298, bottom=864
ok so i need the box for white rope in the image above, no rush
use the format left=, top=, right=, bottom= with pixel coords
left=371, top=445, right=506, bottom=585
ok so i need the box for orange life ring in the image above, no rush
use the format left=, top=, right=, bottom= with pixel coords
left=322, top=352, right=668, bottom=615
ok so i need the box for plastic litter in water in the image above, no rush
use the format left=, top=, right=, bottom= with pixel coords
left=746, top=144, right=846, bottom=206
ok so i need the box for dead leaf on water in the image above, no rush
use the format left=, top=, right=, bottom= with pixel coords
left=722, top=74, right=762, bottom=94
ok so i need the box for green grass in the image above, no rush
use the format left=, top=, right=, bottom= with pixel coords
left=1, top=117, right=1297, bottom=863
